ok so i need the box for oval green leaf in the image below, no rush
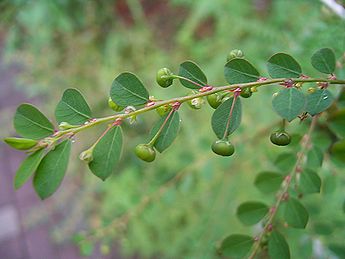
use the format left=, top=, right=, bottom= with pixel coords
left=305, top=89, right=334, bottom=116
left=14, top=103, right=54, bottom=139
left=236, top=201, right=269, bottom=225
left=211, top=97, right=242, bottom=139
left=150, top=111, right=180, bottom=153
left=299, top=169, right=321, bottom=194
left=55, top=88, right=92, bottom=125
left=4, top=137, right=38, bottom=150
left=254, top=172, right=284, bottom=194
left=312, top=222, right=333, bottom=236
left=284, top=197, right=309, bottom=229
left=329, top=244, right=345, bottom=258
left=89, top=126, right=123, bottom=180
left=224, top=58, right=260, bottom=84
left=330, top=139, right=345, bottom=164
left=14, top=149, right=45, bottom=190
left=178, top=61, right=207, bottom=89
left=306, top=147, right=323, bottom=170
left=219, top=234, right=253, bottom=258
left=33, top=140, right=71, bottom=199
left=274, top=152, right=295, bottom=174
left=267, top=53, right=302, bottom=78
left=110, top=72, right=149, bottom=107
left=268, top=231, right=290, bottom=259
left=328, top=109, right=345, bottom=138
left=272, top=87, right=305, bottom=121
left=311, top=48, right=336, bottom=74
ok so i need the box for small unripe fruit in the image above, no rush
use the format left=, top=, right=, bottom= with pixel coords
left=211, top=139, right=235, bottom=156
left=227, top=49, right=244, bottom=62
left=207, top=93, right=222, bottom=109
left=270, top=131, right=291, bottom=146
left=108, top=97, right=124, bottom=112
left=79, top=148, right=94, bottom=162
left=135, top=144, right=156, bottom=162
left=156, top=68, right=173, bottom=88
left=240, top=88, right=252, bottom=98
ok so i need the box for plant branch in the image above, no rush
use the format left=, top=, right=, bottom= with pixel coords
left=50, top=77, right=344, bottom=144
left=248, top=115, right=318, bottom=259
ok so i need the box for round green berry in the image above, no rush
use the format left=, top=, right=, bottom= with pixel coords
left=156, top=68, right=173, bottom=88
left=108, top=97, right=124, bottom=112
left=211, top=139, right=235, bottom=156
left=207, top=93, right=222, bottom=109
left=270, top=131, right=291, bottom=146
left=240, top=88, right=252, bottom=98
left=135, top=144, right=156, bottom=162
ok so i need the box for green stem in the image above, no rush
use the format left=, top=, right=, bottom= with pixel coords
left=280, top=119, right=286, bottom=131
left=147, top=109, right=174, bottom=146
left=248, top=116, right=318, bottom=259
left=50, top=77, right=344, bottom=144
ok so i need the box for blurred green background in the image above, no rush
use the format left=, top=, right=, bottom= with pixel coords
left=1, top=0, right=345, bottom=258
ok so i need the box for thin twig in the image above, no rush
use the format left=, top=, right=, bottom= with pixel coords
left=248, top=116, right=318, bottom=259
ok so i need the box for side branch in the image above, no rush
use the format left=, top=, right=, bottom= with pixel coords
left=248, top=115, right=318, bottom=259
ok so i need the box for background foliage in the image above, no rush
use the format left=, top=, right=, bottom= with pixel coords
left=1, top=0, right=345, bottom=258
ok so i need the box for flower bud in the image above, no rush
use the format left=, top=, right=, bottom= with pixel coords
left=227, top=49, right=244, bottom=62
left=79, top=148, right=94, bottom=162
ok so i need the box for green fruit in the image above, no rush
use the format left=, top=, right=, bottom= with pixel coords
left=4, top=137, right=38, bottom=150
left=108, top=97, right=124, bottom=112
left=226, top=49, right=244, bottom=62
left=270, top=131, right=291, bottom=146
left=240, top=88, right=252, bottom=98
left=156, top=68, right=173, bottom=88
left=156, top=104, right=172, bottom=116
left=135, top=144, right=156, bottom=162
left=207, top=93, right=222, bottom=109
left=211, top=139, right=235, bottom=156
